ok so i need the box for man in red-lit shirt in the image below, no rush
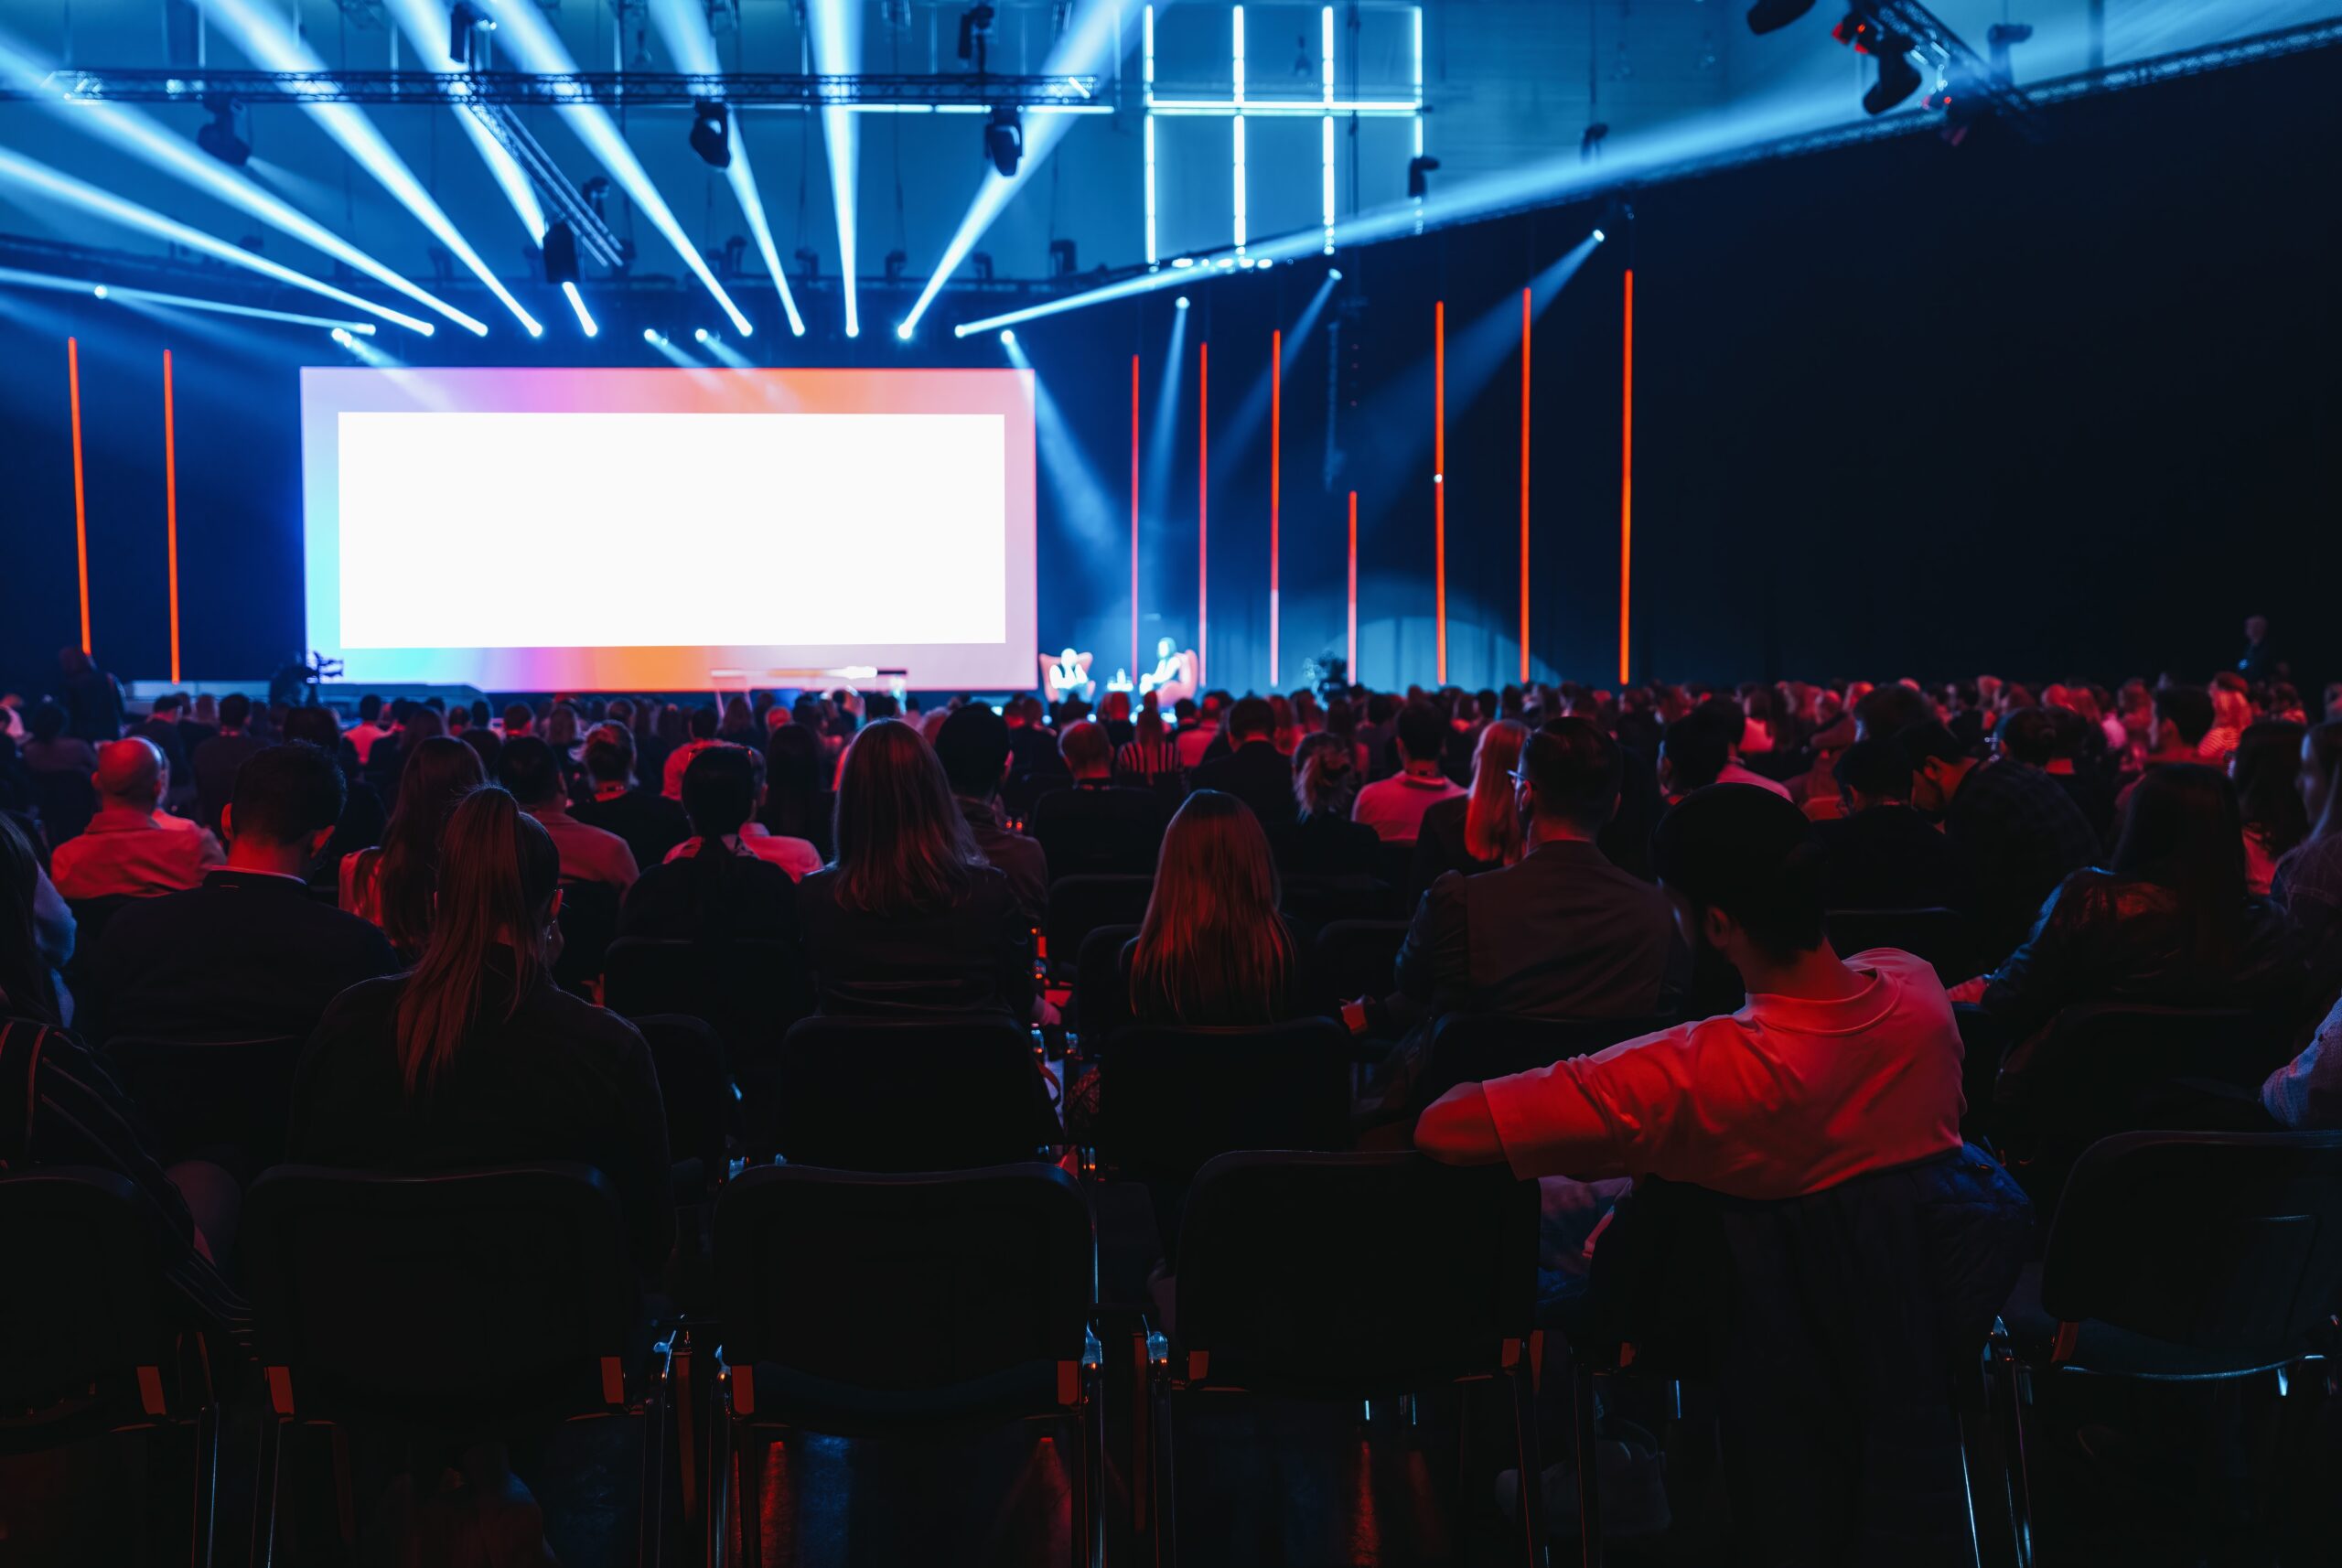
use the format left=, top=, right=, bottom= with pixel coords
left=1416, top=784, right=1964, bottom=1199
left=51, top=737, right=225, bottom=901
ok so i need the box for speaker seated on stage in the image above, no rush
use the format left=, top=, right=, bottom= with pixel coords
left=1041, top=647, right=1096, bottom=706
left=1139, top=636, right=1197, bottom=707
left=1026, top=721, right=1166, bottom=881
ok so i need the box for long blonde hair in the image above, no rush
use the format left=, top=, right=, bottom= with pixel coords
left=1130, top=792, right=1295, bottom=1025
left=1464, top=720, right=1530, bottom=865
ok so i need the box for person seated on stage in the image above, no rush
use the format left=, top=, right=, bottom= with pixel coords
left=1350, top=700, right=1465, bottom=844
left=797, top=719, right=1035, bottom=1021
left=1811, top=737, right=1959, bottom=911
left=1415, top=782, right=1966, bottom=1200
left=191, top=693, right=264, bottom=835
left=340, top=736, right=486, bottom=958
left=1411, top=719, right=1530, bottom=893
left=1272, top=734, right=1382, bottom=879
left=1357, top=719, right=1688, bottom=1112
left=620, top=744, right=800, bottom=944
left=933, top=704, right=1049, bottom=925
left=86, top=740, right=400, bottom=1046
left=572, top=723, right=693, bottom=873
left=1042, top=647, right=1096, bottom=705
left=1190, top=696, right=1300, bottom=829
left=1026, top=720, right=1167, bottom=879
left=496, top=736, right=638, bottom=892
left=1139, top=635, right=1197, bottom=706
left=50, top=737, right=225, bottom=901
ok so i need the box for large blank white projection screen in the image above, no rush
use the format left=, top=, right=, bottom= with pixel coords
left=299, top=367, right=1038, bottom=691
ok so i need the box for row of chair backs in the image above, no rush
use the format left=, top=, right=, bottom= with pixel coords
left=1174, top=1153, right=1538, bottom=1395
left=714, top=1162, right=1093, bottom=1405
left=105, top=1033, right=302, bottom=1173
left=0, top=1168, right=180, bottom=1436
left=1044, top=875, right=1155, bottom=975
left=602, top=937, right=814, bottom=1085
left=241, top=1163, right=644, bottom=1434
left=770, top=1014, right=1061, bottom=1172
left=1824, top=907, right=1973, bottom=983
left=1998, top=1004, right=2288, bottom=1176
left=1090, top=1020, right=1354, bottom=1181
left=1304, top=918, right=1412, bottom=1017
left=553, top=878, right=623, bottom=992
left=2044, top=1130, right=2342, bottom=1362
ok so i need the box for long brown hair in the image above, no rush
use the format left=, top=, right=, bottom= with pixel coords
left=393, top=787, right=561, bottom=1093
left=356, top=736, right=485, bottom=952
left=1130, top=791, right=1295, bottom=1025
left=830, top=719, right=979, bottom=917
left=1464, top=719, right=1530, bottom=865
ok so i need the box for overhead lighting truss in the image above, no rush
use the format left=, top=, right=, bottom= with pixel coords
left=18, top=68, right=1108, bottom=111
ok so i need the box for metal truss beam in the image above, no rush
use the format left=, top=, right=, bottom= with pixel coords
left=16, top=68, right=1104, bottom=109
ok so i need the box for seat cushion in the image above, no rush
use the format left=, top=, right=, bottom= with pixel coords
left=2002, top=1263, right=2304, bottom=1381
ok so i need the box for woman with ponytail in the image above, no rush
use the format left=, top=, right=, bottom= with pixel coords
left=619, top=744, right=799, bottom=941
left=295, top=787, right=672, bottom=1277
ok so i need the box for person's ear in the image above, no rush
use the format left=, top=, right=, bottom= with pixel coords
left=1702, top=905, right=1738, bottom=953
left=306, top=824, right=335, bottom=858
left=548, top=887, right=565, bottom=924
left=218, top=802, right=234, bottom=841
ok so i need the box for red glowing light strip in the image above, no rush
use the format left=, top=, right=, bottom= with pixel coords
left=1434, top=299, right=1446, bottom=685
left=68, top=338, right=91, bottom=656
left=1198, top=338, right=1209, bottom=691
left=164, top=349, right=181, bottom=683
left=1619, top=268, right=1635, bottom=685
left=1270, top=328, right=1282, bottom=689
left=1347, top=489, right=1359, bottom=678
left=1129, top=353, right=1141, bottom=682
left=1519, top=286, right=1531, bottom=684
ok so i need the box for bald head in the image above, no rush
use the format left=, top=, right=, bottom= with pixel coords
left=95, top=736, right=167, bottom=810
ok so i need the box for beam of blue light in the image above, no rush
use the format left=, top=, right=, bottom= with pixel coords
left=378, top=0, right=546, bottom=242
left=205, top=0, right=535, bottom=336
left=1208, top=273, right=1343, bottom=487
left=647, top=0, right=806, bottom=336
left=0, top=27, right=485, bottom=336
left=1141, top=303, right=1188, bottom=534
left=957, top=263, right=1198, bottom=337
left=0, top=264, right=379, bottom=333
left=806, top=0, right=863, bottom=337
left=1005, top=336, right=1121, bottom=558
left=332, top=326, right=403, bottom=368
left=703, top=336, right=755, bottom=369
left=0, top=146, right=436, bottom=334
left=561, top=280, right=598, bottom=338
left=648, top=334, right=708, bottom=370
left=485, top=0, right=754, bottom=338
left=1284, top=272, right=1340, bottom=371
left=897, top=0, right=1157, bottom=340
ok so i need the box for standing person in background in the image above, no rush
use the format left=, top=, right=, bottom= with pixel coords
left=57, top=647, right=124, bottom=745
left=191, top=693, right=264, bottom=835
left=2238, top=614, right=2282, bottom=683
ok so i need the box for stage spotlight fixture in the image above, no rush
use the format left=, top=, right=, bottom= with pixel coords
left=956, top=4, right=995, bottom=67
left=1592, top=228, right=1606, bottom=242
left=1579, top=123, right=1608, bottom=163
left=984, top=105, right=1024, bottom=178
left=448, top=2, right=493, bottom=67
left=642, top=328, right=663, bottom=344
left=92, top=285, right=109, bottom=299
left=1327, top=269, right=1342, bottom=281
left=694, top=327, right=713, bottom=343
left=1406, top=155, right=1440, bottom=199
left=1864, top=35, right=1922, bottom=113
left=1745, top=0, right=1818, bottom=34
left=885, top=249, right=908, bottom=283
left=195, top=95, right=250, bottom=167
left=895, top=322, right=914, bottom=340
left=999, top=328, right=1015, bottom=347
left=542, top=220, right=580, bottom=286
left=1048, top=238, right=1078, bottom=277
left=689, top=99, right=732, bottom=168
left=1175, top=295, right=1190, bottom=310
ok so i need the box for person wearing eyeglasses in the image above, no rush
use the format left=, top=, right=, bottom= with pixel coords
left=1346, top=717, right=1690, bottom=1116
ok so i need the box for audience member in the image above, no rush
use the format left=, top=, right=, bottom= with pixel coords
left=620, top=744, right=800, bottom=941
left=175, top=692, right=219, bottom=757
left=346, top=693, right=392, bottom=764
left=660, top=705, right=722, bottom=800
left=1410, top=719, right=1529, bottom=892
left=2262, top=989, right=2342, bottom=1129
left=191, top=692, right=263, bottom=834
left=1026, top=720, right=1167, bottom=878
left=1174, top=693, right=1224, bottom=768
left=1898, top=720, right=2100, bottom=965
left=498, top=736, right=639, bottom=891
left=280, top=705, right=386, bottom=897
left=1115, top=698, right=1182, bottom=785
left=1351, top=700, right=1466, bottom=843
left=1127, top=790, right=1298, bottom=1025
left=572, top=721, right=693, bottom=872
left=130, top=694, right=191, bottom=794
left=661, top=743, right=821, bottom=876
left=19, top=699, right=96, bottom=778
left=1188, top=695, right=1299, bottom=828
left=757, top=722, right=836, bottom=861
left=2271, top=720, right=2342, bottom=987
left=1659, top=713, right=1730, bottom=800
left=294, top=787, right=672, bottom=1278
left=2232, top=719, right=2311, bottom=897
left=797, top=720, right=1034, bottom=1019
left=1695, top=696, right=1795, bottom=800
left=57, top=647, right=124, bottom=744
left=87, top=743, right=400, bottom=1043
left=933, top=703, right=1049, bottom=923
left=1273, top=733, right=1382, bottom=878
left=1811, top=737, right=1958, bottom=910
left=50, top=737, right=224, bottom=899
left=340, top=735, right=485, bottom=955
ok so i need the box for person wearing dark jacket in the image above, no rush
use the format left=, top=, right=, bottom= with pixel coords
left=1812, top=738, right=1959, bottom=910
left=932, top=703, right=1049, bottom=926
left=1189, top=696, right=1299, bottom=829
left=1026, top=720, right=1166, bottom=878
left=1900, top=721, right=2101, bottom=967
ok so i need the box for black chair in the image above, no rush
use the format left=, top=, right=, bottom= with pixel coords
left=632, top=1013, right=736, bottom=1187
left=1305, top=918, right=1412, bottom=1015
left=61, top=891, right=138, bottom=1000
left=241, top=1163, right=670, bottom=1563
left=769, top=1013, right=1061, bottom=1171
left=712, top=1163, right=1102, bottom=1568
left=1373, top=839, right=1417, bottom=905
left=0, top=1168, right=223, bottom=1563
left=30, top=767, right=97, bottom=846
left=1090, top=1019, right=1355, bottom=1187
left=1070, top=921, right=1141, bottom=1047
left=1420, top=1012, right=1680, bottom=1106
left=554, top=877, right=624, bottom=993
left=1149, top=1152, right=1546, bottom=1567
left=1992, top=1131, right=2342, bottom=1561
left=1043, top=874, right=1155, bottom=982
left=604, top=936, right=814, bottom=1117
left=104, top=1032, right=302, bottom=1174
left=1280, top=873, right=1400, bottom=940
left=1824, top=908, right=1973, bottom=983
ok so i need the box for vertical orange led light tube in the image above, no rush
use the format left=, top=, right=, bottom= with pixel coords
left=1269, top=328, right=1282, bottom=689
left=1129, top=353, right=1141, bottom=681
left=1198, top=339, right=1209, bottom=691
left=164, top=349, right=182, bottom=683
left=1434, top=300, right=1446, bottom=685
left=68, top=338, right=91, bottom=656
left=1519, top=286, right=1531, bottom=684
left=1618, top=268, right=1635, bottom=686
left=1347, top=490, right=1359, bottom=679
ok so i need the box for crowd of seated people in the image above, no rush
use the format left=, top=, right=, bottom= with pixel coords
left=5, top=630, right=2342, bottom=1558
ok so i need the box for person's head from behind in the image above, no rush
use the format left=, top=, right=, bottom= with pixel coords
left=395, top=788, right=562, bottom=1093
left=1520, top=718, right=1622, bottom=839
left=832, top=720, right=977, bottom=917
left=2112, top=764, right=2247, bottom=960
left=95, top=737, right=167, bottom=812
left=372, top=736, right=488, bottom=950
left=1896, top=722, right=1973, bottom=813
left=2246, top=614, right=2270, bottom=646
left=1465, top=719, right=1531, bottom=865
left=2153, top=685, right=2215, bottom=753
left=1651, top=786, right=1829, bottom=973
left=1227, top=695, right=1275, bottom=747
left=934, top=703, right=1013, bottom=802
left=682, top=743, right=760, bottom=848
left=1292, top=733, right=1359, bottom=821
left=216, top=692, right=252, bottom=733
left=1853, top=682, right=1932, bottom=743
left=1394, top=700, right=1446, bottom=770
left=501, top=702, right=534, bottom=737
left=149, top=693, right=183, bottom=721
left=279, top=705, right=338, bottom=752
left=688, top=704, right=720, bottom=742
left=1133, top=790, right=1294, bottom=1024
left=1658, top=714, right=1728, bottom=797
left=544, top=703, right=580, bottom=750
left=27, top=700, right=66, bottom=744
left=584, top=723, right=637, bottom=788
left=358, top=693, right=382, bottom=725
left=223, top=743, right=345, bottom=867
left=2232, top=720, right=2309, bottom=848
left=1993, top=707, right=2058, bottom=768
left=1059, top=720, right=1112, bottom=780
left=446, top=704, right=471, bottom=734
left=720, top=695, right=756, bottom=736
left=1693, top=694, right=1748, bottom=751
left=495, top=736, right=566, bottom=811
left=1173, top=697, right=1198, bottom=727
left=1832, top=737, right=1917, bottom=814
left=2296, top=721, right=2342, bottom=841
left=0, top=813, right=59, bottom=1023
